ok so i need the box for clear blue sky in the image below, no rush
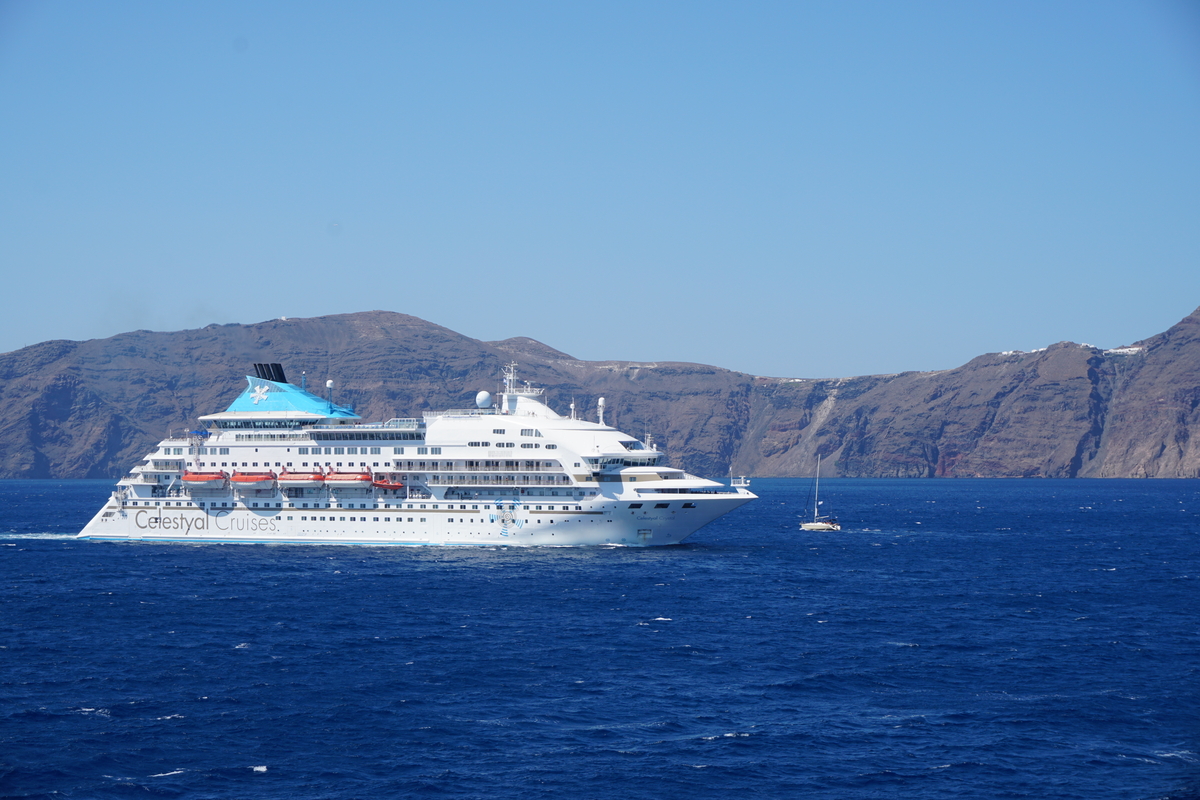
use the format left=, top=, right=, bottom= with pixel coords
left=2, top=1, right=1198, bottom=378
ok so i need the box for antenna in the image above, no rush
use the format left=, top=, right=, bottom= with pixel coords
left=326, top=379, right=335, bottom=413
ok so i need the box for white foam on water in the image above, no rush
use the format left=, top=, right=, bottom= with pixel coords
left=149, top=770, right=185, bottom=778
left=252, top=765, right=268, bottom=772
left=74, top=707, right=111, bottom=717
left=1, top=533, right=79, bottom=540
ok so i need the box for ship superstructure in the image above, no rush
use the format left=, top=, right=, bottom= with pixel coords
left=78, top=363, right=755, bottom=546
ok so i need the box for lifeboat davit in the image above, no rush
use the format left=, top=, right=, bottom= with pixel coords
left=325, top=471, right=372, bottom=486
left=229, top=470, right=278, bottom=484
left=277, top=470, right=326, bottom=488
left=181, top=470, right=228, bottom=485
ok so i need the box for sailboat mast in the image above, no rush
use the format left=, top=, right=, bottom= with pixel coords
left=813, top=453, right=821, bottom=523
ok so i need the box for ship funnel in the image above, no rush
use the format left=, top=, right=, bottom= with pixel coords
left=252, top=363, right=289, bottom=383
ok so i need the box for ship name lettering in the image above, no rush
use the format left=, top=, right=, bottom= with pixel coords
left=134, top=510, right=207, bottom=533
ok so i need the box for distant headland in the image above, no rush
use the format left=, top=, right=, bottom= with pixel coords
left=1, top=307, right=1198, bottom=479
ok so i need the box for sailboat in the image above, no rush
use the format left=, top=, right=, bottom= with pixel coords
left=800, top=454, right=841, bottom=531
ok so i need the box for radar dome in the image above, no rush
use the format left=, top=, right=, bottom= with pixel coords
left=476, top=390, right=493, bottom=409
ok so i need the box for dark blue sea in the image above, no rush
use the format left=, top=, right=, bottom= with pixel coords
left=2, top=478, right=1197, bottom=800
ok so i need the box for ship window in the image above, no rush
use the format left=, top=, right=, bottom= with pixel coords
left=546, top=444, right=557, bottom=449
left=334, top=447, right=345, bottom=455
left=370, top=447, right=381, bottom=454
left=431, top=447, right=442, bottom=455
left=287, top=462, right=293, bottom=467
left=299, top=447, right=309, bottom=455
left=417, top=447, right=428, bottom=455
left=575, top=506, right=582, bottom=510
left=535, top=505, right=542, bottom=510
left=655, top=503, right=669, bottom=509
left=683, top=502, right=696, bottom=508
left=220, top=448, right=229, bottom=455
left=628, top=503, right=643, bottom=509
left=393, top=447, right=404, bottom=454
left=493, top=429, right=506, bottom=435
left=420, top=518, right=426, bottom=522
left=301, top=516, right=307, bottom=521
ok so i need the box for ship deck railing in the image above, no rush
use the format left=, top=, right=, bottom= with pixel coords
left=422, top=409, right=499, bottom=418
left=428, top=475, right=572, bottom=487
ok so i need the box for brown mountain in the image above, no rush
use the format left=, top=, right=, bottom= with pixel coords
left=0, top=308, right=1197, bottom=479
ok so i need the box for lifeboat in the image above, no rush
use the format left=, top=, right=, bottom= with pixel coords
left=371, top=477, right=406, bottom=490
left=324, top=471, right=372, bottom=487
left=230, top=470, right=278, bottom=484
left=181, top=470, right=228, bottom=485
left=277, top=470, right=326, bottom=488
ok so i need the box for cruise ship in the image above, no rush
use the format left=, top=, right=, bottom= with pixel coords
left=78, top=363, right=756, bottom=546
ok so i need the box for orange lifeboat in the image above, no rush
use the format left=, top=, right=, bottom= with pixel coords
left=277, top=470, right=326, bottom=488
left=181, top=470, right=228, bottom=485
left=324, top=471, right=372, bottom=486
left=371, top=477, right=406, bottom=490
left=229, top=470, right=278, bottom=484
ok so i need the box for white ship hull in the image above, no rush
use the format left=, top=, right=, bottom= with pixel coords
left=78, top=490, right=752, bottom=546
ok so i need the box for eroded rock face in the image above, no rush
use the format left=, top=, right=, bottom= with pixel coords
left=1, top=308, right=1198, bottom=479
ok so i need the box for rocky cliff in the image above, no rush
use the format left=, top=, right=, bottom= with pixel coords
left=1, top=308, right=1197, bottom=479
